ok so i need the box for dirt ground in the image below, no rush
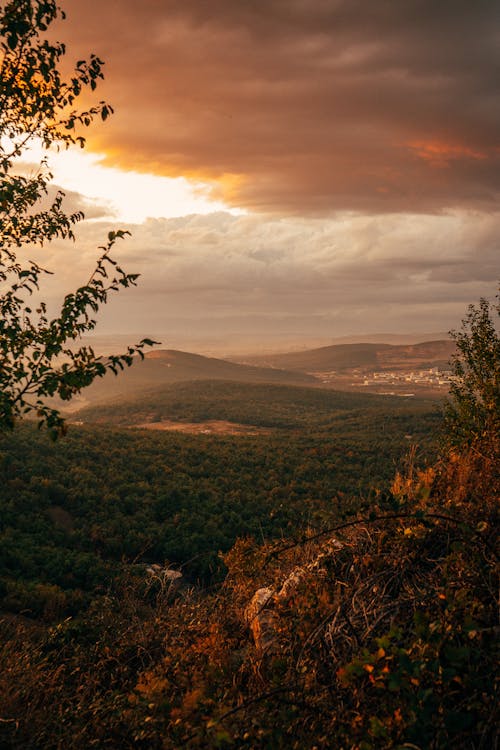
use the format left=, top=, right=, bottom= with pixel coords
left=136, top=419, right=271, bottom=436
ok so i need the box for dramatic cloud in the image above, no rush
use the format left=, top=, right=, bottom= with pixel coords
left=61, top=0, right=500, bottom=215
left=30, top=1, right=496, bottom=348
left=36, top=211, right=499, bottom=347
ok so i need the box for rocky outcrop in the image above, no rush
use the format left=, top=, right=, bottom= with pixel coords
left=145, top=564, right=183, bottom=597
left=245, top=537, right=344, bottom=654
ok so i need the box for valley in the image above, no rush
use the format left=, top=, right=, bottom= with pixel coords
left=233, top=339, right=456, bottom=396
left=56, top=338, right=456, bottom=415
left=1, top=379, right=441, bottom=613
left=2, top=334, right=496, bottom=750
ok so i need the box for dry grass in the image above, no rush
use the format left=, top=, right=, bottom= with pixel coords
left=0, top=435, right=498, bottom=749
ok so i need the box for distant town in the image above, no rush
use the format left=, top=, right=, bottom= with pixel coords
left=315, top=367, right=455, bottom=396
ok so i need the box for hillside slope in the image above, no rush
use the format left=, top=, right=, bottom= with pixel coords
left=238, top=339, right=456, bottom=372
left=73, top=379, right=436, bottom=429
left=61, top=349, right=319, bottom=409
left=1, top=430, right=496, bottom=750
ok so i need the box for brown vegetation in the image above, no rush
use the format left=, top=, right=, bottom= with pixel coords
left=1, top=428, right=497, bottom=749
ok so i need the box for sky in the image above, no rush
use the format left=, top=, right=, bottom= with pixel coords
left=29, top=0, right=500, bottom=353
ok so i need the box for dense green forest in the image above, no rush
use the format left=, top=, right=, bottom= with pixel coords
left=0, top=2, right=497, bottom=746
left=0, top=383, right=440, bottom=618
left=1, top=383, right=497, bottom=749
left=74, top=379, right=439, bottom=429
left=1, top=363, right=497, bottom=749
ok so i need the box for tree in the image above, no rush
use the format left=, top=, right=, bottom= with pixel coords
left=0, top=0, right=154, bottom=438
left=445, top=291, right=499, bottom=447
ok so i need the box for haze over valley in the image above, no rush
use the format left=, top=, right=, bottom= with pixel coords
left=1, top=1, right=498, bottom=747
left=60, top=336, right=457, bottom=416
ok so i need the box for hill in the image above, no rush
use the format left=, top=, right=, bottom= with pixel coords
left=1, top=298, right=496, bottom=750
left=73, top=379, right=437, bottom=430
left=236, top=339, right=456, bottom=373
left=61, top=349, right=319, bottom=410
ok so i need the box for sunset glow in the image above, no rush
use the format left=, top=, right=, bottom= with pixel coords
left=1, top=4, right=497, bottom=745
left=19, top=0, right=499, bottom=343
left=40, top=146, right=240, bottom=223
left=408, top=140, right=489, bottom=168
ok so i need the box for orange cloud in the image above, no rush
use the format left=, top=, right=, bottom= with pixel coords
left=409, top=140, right=489, bottom=168
left=58, top=0, right=500, bottom=215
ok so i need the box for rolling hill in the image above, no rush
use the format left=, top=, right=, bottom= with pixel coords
left=60, top=349, right=319, bottom=410
left=73, top=379, right=438, bottom=431
left=234, top=339, right=456, bottom=373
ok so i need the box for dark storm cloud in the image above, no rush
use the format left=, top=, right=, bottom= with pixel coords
left=62, top=0, right=500, bottom=214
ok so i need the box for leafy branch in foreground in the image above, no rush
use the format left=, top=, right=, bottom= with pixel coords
left=445, top=291, right=500, bottom=448
left=0, top=228, right=155, bottom=436
left=0, top=0, right=155, bottom=436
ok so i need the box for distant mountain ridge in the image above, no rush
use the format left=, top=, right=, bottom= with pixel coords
left=233, top=339, right=456, bottom=372
left=58, top=340, right=456, bottom=413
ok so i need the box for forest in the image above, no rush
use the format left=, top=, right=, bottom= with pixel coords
left=0, top=384, right=441, bottom=616
left=2, top=357, right=497, bottom=748
left=0, top=370, right=497, bottom=749
left=0, top=3, right=497, bottom=748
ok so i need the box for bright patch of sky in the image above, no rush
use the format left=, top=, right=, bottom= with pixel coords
left=19, top=141, right=243, bottom=223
